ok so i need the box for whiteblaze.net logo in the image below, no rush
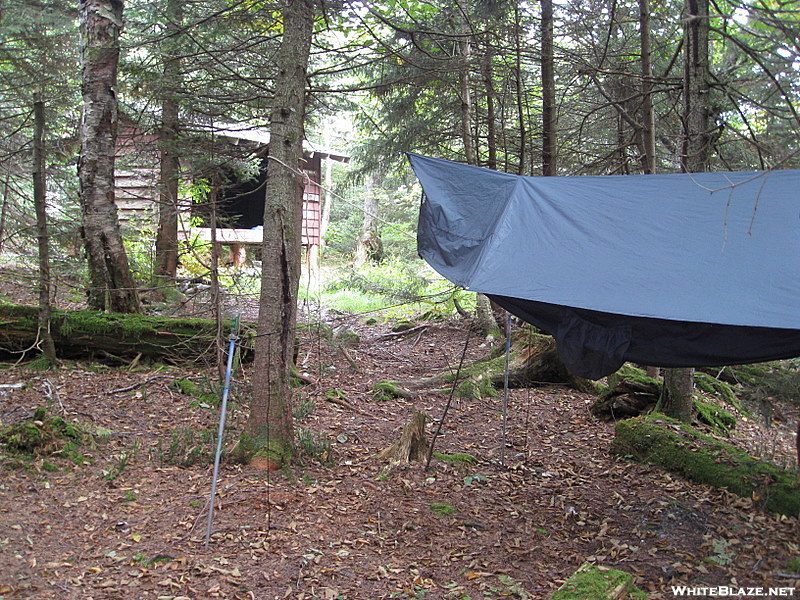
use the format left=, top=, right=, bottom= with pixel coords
left=671, top=586, right=796, bottom=597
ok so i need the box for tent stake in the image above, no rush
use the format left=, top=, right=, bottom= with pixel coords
left=500, top=313, right=511, bottom=465
left=204, top=315, right=240, bottom=547
left=425, top=327, right=472, bottom=471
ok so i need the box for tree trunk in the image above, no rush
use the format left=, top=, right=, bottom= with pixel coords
left=0, top=174, right=9, bottom=253
left=458, top=29, right=477, bottom=166
left=661, top=367, right=694, bottom=422
left=639, top=0, right=660, bottom=377
left=238, top=0, right=314, bottom=469
left=78, top=0, right=139, bottom=313
left=513, top=3, right=527, bottom=174
left=405, top=331, right=594, bottom=396
left=480, top=50, right=498, bottom=170
left=352, top=174, right=382, bottom=268
left=613, top=416, right=800, bottom=517
left=33, top=93, right=57, bottom=364
left=639, top=0, right=656, bottom=174
left=474, top=293, right=498, bottom=335
left=661, top=0, right=713, bottom=422
left=541, top=0, right=557, bottom=176
left=153, top=0, right=183, bottom=292
left=682, top=0, right=712, bottom=173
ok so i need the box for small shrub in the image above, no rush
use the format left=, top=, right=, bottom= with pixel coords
left=293, top=397, right=316, bottom=421
left=157, top=426, right=215, bottom=468
left=296, top=427, right=332, bottom=465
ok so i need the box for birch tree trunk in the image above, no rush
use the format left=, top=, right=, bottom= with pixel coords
left=352, top=174, right=382, bottom=268
left=236, top=0, right=314, bottom=468
left=78, top=0, right=139, bottom=313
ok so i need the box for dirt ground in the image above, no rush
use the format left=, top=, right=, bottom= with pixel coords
left=0, top=270, right=798, bottom=600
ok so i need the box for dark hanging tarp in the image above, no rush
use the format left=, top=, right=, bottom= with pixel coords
left=409, top=153, right=800, bottom=379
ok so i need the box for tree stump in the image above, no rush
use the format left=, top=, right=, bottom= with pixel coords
left=376, top=410, right=428, bottom=468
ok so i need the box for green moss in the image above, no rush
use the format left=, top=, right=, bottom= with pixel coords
left=172, top=378, right=219, bottom=406
left=455, top=376, right=497, bottom=400
left=27, top=355, right=57, bottom=371
left=0, top=304, right=254, bottom=360
left=787, top=557, right=800, bottom=573
left=372, top=380, right=411, bottom=402
left=391, top=320, right=416, bottom=332
left=432, top=452, right=478, bottom=465
left=0, top=408, right=90, bottom=459
left=608, top=363, right=662, bottom=392
left=613, top=414, right=800, bottom=517
left=694, top=398, right=736, bottom=435
left=445, top=354, right=506, bottom=383
left=430, top=502, right=456, bottom=516
left=551, top=563, right=647, bottom=600
left=694, top=371, right=744, bottom=413
left=296, top=321, right=333, bottom=339
left=724, top=363, right=770, bottom=386
left=232, top=430, right=293, bottom=467
left=325, top=388, right=348, bottom=401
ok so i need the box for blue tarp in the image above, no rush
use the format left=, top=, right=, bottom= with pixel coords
left=409, top=153, right=800, bottom=379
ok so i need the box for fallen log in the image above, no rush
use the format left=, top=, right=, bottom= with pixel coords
left=0, top=303, right=254, bottom=363
left=612, top=414, right=800, bottom=517
left=405, top=329, right=594, bottom=398
left=591, top=364, right=661, bottom=419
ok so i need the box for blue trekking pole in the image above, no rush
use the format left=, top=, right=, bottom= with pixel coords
left=205, top=315, right=240, bottom=547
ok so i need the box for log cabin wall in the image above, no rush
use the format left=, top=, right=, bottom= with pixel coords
left=113, top=122, right=338, bottom=260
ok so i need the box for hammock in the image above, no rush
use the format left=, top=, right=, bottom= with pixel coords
left=409, top=153, right=800, bottom=379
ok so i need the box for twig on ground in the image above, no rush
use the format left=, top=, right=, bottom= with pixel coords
left=109, top=375, right=176, bottom=395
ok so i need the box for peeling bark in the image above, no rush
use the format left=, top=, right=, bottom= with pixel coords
left=78, top=0, right=139, bottom=313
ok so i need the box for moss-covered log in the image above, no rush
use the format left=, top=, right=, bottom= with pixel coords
left=612, top=414, right=800, bottom=517
left=591, top=364, right=662, bottom=419
left=593, top=366, right=739, bottom=435
left=406, top=330, right=594, bottom=398
left=0, top=303, right=254, bottom=363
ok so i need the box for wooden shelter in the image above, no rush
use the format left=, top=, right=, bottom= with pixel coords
left=114, top=120, right=346, bottom=265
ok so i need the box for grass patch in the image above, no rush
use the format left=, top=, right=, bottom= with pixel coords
left=430, top=502, right=456, bottom=516
left=433, top=452, right=477, bottom=465
left=551, top=563, right=647, bottom=600
left=156, top=426, right=215, bottom=468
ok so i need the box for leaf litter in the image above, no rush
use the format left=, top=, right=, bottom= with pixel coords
left=0, top=316, right=797, bottom=599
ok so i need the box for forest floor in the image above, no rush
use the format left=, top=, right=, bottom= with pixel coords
left=0, top=270, right=799, bottom=600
